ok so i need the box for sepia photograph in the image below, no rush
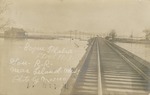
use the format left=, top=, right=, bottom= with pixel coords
left=0, top=0, right=150, bottom=95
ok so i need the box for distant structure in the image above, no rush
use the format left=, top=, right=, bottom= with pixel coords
left=4, top=28, right=27, bottom=38
left=147, top=34, right=150, bottom=40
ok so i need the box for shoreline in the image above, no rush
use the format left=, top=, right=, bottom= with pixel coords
left=111, top=38, right=150, bottom=44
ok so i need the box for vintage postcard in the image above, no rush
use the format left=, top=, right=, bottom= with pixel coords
left=0, top=0, right=150, bottom=95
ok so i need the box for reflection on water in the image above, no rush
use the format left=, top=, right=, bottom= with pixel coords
left=115, top=42, right=150, bottom=63
left=0, top=38, right=87, bottom=95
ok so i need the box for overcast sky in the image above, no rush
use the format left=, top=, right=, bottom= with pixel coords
left=7, top=0, right=150, bottom=37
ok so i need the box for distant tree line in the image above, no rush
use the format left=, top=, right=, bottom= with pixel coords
left=0, top=0, right=9, bottom=31
left=105, top=29, right=117, bottom=41
left=143, top=29, right=150, bottom=40
left=105, top=29, right=150, bottom=41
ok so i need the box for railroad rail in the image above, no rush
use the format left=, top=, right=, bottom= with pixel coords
left=60, top=37, right=150, bottom=95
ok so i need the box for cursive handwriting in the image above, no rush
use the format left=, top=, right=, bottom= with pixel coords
left=10, top=67, right=30, bottom=74
left=10, top=58, right=30, bottom=66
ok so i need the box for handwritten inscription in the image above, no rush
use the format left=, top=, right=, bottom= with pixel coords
left=12, top=75, right=67, bottom=83
left=10, top=67, right=30, bottom=74
left=10, top=58, right=30, bottom=66
left=24, top=42, right=72, bottom=54
left=9, top=41, right=76, bottom=88
left=24, top=42, right=45, bottom=53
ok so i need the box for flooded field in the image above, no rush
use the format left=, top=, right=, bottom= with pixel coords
left=0, top=38, right=88, bottom=95
left=115, top=42, right=150, bottom=63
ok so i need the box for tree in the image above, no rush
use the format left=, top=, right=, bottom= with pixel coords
left=143, top=29, right=150, bottom=40
left=0, top=0, right=9, bottom=31
left=109, top=29, right=117, bottom=41
left=130, top=34, right=133, bottom=38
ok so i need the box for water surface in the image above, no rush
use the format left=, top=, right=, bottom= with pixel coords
left=115, top=42, right=150, bottom=63
left=0, top=38, right=87, bottom=95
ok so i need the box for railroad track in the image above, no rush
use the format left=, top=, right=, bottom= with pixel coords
left=98, top=37, right=149, bottom=95
left=60, top=37, right=150, bottom=95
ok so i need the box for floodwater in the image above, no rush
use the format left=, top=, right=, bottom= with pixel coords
left=1, top=38, right=149, bottom=95
left=115, top=42, right=150, bottom=63
left=0, top=38, right=87, bottom=95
